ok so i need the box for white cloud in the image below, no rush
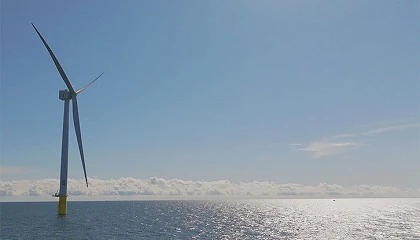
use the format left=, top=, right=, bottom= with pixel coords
left=295, top=139, right=361, bottom=158
left=292, top=119, right=419, bottom=158
left=289, top=143, right=303, bottom=147
left=333, top=133, right=356, bottom=138
left=0, top=177, right=419, bottom=199
left=358, top=118, right=416, bottom=129
left=362, top=122, right=420, bottom=135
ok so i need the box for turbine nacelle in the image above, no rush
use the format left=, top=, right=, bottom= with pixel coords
left=59, top=90, right=72, bottom=100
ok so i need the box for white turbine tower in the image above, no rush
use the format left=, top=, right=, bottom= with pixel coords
left=32, top=23, right=103, bottom=215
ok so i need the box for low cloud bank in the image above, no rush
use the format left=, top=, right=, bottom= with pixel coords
left=1, top=177, right=419, bottom=199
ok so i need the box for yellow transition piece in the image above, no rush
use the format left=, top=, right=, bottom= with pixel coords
left=57, top=196, right=67, bottom=215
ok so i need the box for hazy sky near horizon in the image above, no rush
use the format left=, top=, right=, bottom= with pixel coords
left=1, top=1, right=419, bottom=188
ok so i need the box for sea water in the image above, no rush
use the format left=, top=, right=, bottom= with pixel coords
left=1, top=198, right=419, bottom=239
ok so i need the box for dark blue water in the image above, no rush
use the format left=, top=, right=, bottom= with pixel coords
left=1, top=199, right=420, bottom=239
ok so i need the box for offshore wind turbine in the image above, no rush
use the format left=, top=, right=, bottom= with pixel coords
left=31, top=23, right=103, bottom=215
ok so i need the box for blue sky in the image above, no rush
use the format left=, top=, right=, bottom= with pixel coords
left=1, top=1, right=419, bottom=189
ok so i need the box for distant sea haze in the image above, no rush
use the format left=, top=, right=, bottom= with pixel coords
left=1, top=199, right=420, bottom=239
left=1, top=177, right=419, bottom=201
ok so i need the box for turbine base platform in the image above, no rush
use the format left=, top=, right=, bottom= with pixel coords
left=57, top=196, right=67, bottom=215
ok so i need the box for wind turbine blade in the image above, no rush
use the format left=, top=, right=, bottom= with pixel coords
left=76, top=72, right=104, bottom=94
left=72, top=96, right=88, bottom=187
left=31, top=23, right=75, bottom=93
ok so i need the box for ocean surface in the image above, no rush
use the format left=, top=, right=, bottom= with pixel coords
left=1, top=198, right=419, bottom=239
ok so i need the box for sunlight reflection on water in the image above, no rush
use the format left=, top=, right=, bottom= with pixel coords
left=1, top=198, right=419, bottom=239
